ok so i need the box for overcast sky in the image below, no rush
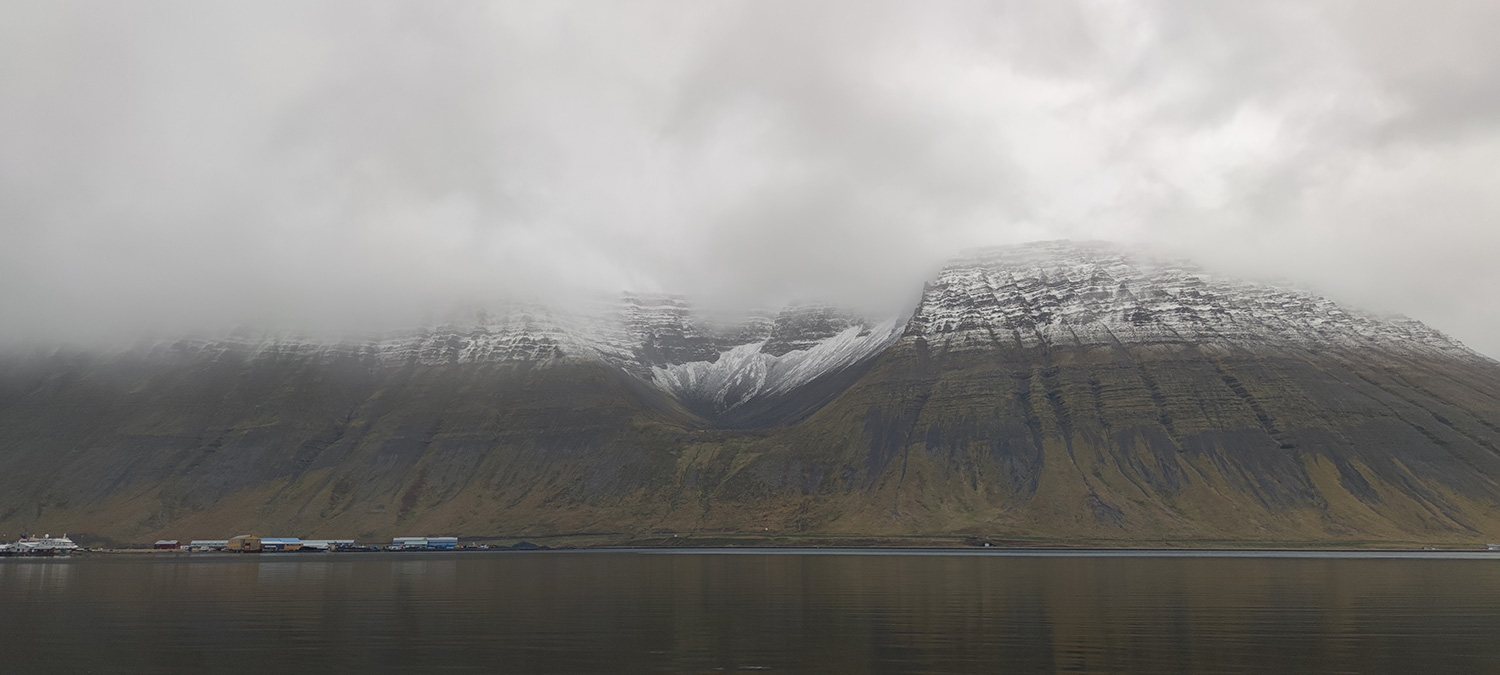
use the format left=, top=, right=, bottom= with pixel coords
left=2, top=1, right=1498, bottom=356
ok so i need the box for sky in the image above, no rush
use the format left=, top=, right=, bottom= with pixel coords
left=2, top=1, right=1498, bottom=356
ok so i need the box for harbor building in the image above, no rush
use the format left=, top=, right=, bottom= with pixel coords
left=302, top=539, right=356, bottom=551
left=259, top=537, right=302, bottom=552
left=391, top=536, right=458, bottom=550
left=227, top=535, right=262, bottom=552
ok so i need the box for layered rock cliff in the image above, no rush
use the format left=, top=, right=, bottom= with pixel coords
left=2, top=241, right=1498, bottom=545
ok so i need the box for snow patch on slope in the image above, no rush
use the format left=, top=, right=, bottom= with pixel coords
left=651, top=319, right=903, bottom=414
left=160, top=295, right=906, bottom=419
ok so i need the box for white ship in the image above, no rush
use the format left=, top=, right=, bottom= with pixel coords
left=7, top=534, right=80, bottom=554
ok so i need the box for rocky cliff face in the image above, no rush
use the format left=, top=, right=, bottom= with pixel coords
left=911, top=241, right=1472, bottom=357
left=2, top=241, right=1498, bottom=545
left=155, top=293, right=901, bottom=426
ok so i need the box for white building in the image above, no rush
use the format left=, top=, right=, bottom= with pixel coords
left=302, top=539, right=356, bottom=551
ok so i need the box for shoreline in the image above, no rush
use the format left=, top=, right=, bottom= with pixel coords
left=14, top=531, right=1499, bottom=556
left=8, top=543, right=1500, bottom=558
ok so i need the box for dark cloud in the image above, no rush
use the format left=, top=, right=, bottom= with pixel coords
left=1, top=0, right=1497, bottom=357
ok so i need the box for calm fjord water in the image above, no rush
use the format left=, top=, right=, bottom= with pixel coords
left=3, top=551, right=1499, bottom=674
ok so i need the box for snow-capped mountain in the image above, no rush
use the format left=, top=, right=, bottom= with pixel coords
left=160, top=294, right=904, bottom=423
left=156, top=240, right=1481, bottom=425
left=6, top=240, right=1500, bottom=545
left=908, top=240, right=1476, bottom=359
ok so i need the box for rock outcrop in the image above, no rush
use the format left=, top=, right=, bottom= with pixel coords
left=2, top=241, right=1498, bottom=545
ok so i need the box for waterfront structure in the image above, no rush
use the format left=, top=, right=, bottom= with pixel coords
left=154, top=540, right=180, bottom=550
left=227, top=535, right=262, bottom=552
left=302, top=539, right=356, bottom=551
left=391, top=536, right=459, bottom=550
left=259, top=537, right=302, bottom=552
left=188, top=540, right=229, bottom=551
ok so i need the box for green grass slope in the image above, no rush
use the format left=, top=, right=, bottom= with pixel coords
left=2, top=337, right=1499, bottom=547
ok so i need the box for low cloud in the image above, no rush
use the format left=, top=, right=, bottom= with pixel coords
left=2, top=0, right=1497, bottom=356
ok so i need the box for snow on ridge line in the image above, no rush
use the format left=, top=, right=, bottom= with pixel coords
left=153, top=298, right=910, bottom=409
left=150, top=241, right=1483, bottom=379
left=912, top=240, right=1478, bottom=359
left=650, top=319, right=904, bottom=414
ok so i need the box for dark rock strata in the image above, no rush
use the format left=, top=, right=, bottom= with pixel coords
left=2, top=241, right=1498, bottom=544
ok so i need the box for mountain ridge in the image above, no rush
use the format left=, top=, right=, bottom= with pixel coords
left=2, top=240, right=1498, bottom=545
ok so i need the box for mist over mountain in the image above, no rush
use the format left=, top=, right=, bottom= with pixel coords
left=3, top=2, right=1500, bottom=358
left=2, top=241, right=1498, bottom=546
left=3, top=3, right=1500, bottom=547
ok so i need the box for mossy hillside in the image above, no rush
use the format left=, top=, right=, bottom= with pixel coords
left=2, top=336, right=1500, bottom=546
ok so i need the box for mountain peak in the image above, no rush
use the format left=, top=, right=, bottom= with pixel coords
left=6, top=241, right=1500, bottom=545
left=915, top=239, right=1477, bottom=360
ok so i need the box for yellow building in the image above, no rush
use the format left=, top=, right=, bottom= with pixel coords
left=226, top=535, right=262, bottom=552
